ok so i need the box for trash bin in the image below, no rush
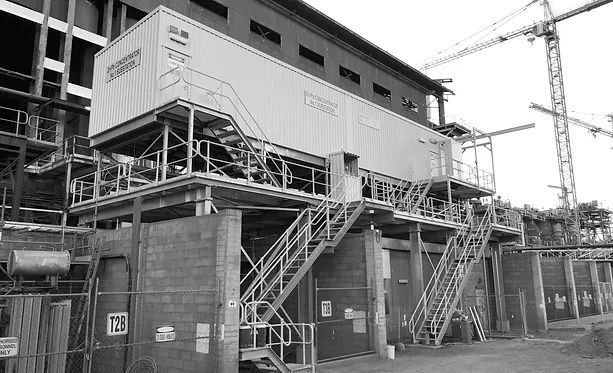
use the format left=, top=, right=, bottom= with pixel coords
left=460, top=320, right=473, bottom=344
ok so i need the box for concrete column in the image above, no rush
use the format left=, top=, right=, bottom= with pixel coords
left=563, top=258, right=580, bottom=322
left=215, top=210, right=242, bottom=372
left=120, top=3, right=128, bottom=34
left=605, top=263, right=613, bottom=285
left=31, top=0, right=51, bottom=97
left=409, top=224, right=423, bottom=310
left=102, top=0, right=114, bottom=40
left=57, top=0, right=77, bottom=144
left=491, top=244, right=509, bottom=331
left=530, top=253, right=548, bottom=330
left=589, top=261, right=603, bottom=315
left=365, top=230, right=387, bottom=358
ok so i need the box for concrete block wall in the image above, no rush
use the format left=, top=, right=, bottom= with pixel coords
left=93, top=210, right=241, bottom=373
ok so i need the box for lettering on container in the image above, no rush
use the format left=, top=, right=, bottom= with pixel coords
left=106, top=49, right=142, bottom=82
left=304, top=90, right=338, bottom=117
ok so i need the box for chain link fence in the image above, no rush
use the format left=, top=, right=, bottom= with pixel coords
left=314, top=283, right=373, bottom=362
left=543, top=286, right=572, bottom=322
left=0, top=292, right=89, bottom=373
left=463, top=292, right=527, bottom=338
left=89, top=287, right=218, bottom=373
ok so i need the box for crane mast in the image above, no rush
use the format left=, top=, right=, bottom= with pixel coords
left=541, top=0, right=580, bottom=243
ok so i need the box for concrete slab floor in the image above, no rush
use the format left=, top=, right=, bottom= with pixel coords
left=317, top=337, right=612, bottom=373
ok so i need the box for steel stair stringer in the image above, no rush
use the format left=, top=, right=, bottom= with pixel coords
left=412, top=206, right=494, bottom=345
left=260, top=201, right=365, bottom=322
left=409, top=178, right=433, bottom=214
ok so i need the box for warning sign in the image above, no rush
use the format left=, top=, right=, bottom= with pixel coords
left=0, top=337, right=19, bottom=358
left=155, top=326, right=176, bottom=343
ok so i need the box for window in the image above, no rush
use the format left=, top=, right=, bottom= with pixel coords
left=402, top=97, right=419, bottom=112
left=339, top=65, right=360, bottom=84
left=250, top=20, right=281, bottom=45
left=299, top=45, right=324, bottom=67
left=191, top=0, right=228, bottom=19
left=373, top=82, right=391, bottom=100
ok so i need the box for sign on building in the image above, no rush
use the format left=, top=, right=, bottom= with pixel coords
left=321, top=301, right=332, bottom=317
left=155, top=326, right=176, bottom=342
left=106, top=312, right=129, bottom=336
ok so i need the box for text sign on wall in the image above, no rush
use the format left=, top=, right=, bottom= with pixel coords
left=304, top=90, right=339, bottom=117
left=0, top=337, right=19, bottom=358
left=106, top=312, right=129, bottom=336
left=321, top=301, right=332, bottom=317
left=155, top=326, right=176, bottom=342
left=106, top=49, right=142, bottom=82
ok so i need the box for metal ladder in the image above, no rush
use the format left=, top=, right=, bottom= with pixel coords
left=240, top=180, right=365, bottom=324
left=71, top=236, right=103, bottom=343
left=409, top=205, right=493, bottom=345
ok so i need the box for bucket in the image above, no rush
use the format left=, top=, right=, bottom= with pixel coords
left=386, top=345, right=395, bottom=360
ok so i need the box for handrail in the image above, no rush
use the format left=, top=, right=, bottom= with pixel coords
left=240, top=301, right=315, bottom=371
left=407, top=207, right=473, bottom=341
left=240, top=177, right=348, bottom=306
left=70, top=138, right=343, bottom=206
left=425, top=206, right=493, bottom=339
left=160, top=66, right=293, bottom=185
left=430, top=157, right=494, bottom=191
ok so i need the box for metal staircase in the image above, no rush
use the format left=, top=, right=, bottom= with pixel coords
left=241, top=181, right=365, bottom=323
left=409, top=205, right=493, bottom=346
left=206, top=117, right=287, bottom=188
left=392, top=178, right=433, bottom=214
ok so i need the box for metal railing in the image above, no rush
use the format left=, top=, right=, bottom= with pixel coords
left=431, top=157, right=495, bottom=191
left=159, top=66, right=292, bottom=186
left=492, top=206, right=523, bottom=231
left=407, top=209, right=473, bottom=343
left=408, top=205, right=494, bottom=344
left=29, top=135, right=93, bottom=171
left=241, top=301, right=315, bottom=373
left=0, top=105, right=61, bottom=144
left=240, top=177, right=352, bottom=311
left=365, top=172, right=469, bottom=225
left=70, top=139, right=335, bottom=206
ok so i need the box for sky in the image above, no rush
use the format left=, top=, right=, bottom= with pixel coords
left=303, top=0, right=613, bottom=210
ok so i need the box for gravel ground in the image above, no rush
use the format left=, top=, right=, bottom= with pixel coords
left=318, top=324, right=613, bottom=373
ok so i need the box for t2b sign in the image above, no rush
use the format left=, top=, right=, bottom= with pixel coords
left=107, top=312, right=129, bottom=336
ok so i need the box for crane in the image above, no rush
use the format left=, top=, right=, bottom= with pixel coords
left=420, top=0, right=613, bottom=244
left=530, top=103, right=613, bottom=139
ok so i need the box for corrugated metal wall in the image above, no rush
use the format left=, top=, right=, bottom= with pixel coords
left=90, top=7, right=456, bottom=181
left=89, top=10, right=161, bottom=137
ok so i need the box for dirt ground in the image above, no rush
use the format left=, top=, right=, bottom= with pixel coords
left=318, top=323, right=613, bottom=373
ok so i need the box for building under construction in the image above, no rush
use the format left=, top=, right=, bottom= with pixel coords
left=0, top=1, right=612, bottom=372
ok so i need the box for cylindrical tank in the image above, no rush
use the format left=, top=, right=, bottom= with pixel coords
left=8, top=250, right=71, bottom=277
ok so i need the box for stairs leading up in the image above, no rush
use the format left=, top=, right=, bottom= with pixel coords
left=409, top=205, right=494, bottom=346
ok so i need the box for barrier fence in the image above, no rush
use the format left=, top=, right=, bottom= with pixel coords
left=0, top=286, right=218, bottom=373
left=462, top=292, right=527, bottom=338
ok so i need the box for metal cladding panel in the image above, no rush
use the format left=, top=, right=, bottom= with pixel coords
left=166, top=11, right=346, bottom=157
left=350, top=99, right=445, bottom=179
left=89, top=10, right=161, bottom=137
